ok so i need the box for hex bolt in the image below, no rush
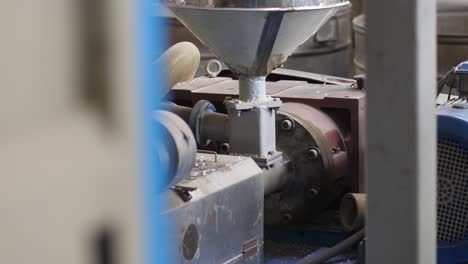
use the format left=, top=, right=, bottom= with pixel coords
left=307, top=188, right=319, bottom=199
left=280, top=118, right=294, bottom=131
left=282, top=213, right=293, bottom=222
left=307, top=148, right=321, bottom=160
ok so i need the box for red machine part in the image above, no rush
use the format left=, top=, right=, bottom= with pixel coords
left=169, top=77, right=366, bottom=193
left=280, top=102, right=348, bottom=180
left=268, top=102, right=348, bottom=225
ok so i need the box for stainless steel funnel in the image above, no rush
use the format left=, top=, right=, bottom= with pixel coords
left=165, top=0, right=349, bottom=76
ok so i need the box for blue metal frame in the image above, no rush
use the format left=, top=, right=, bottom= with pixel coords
left=438, top=104, right=468, bottom=149
left=438, top=239, right=468, bottom=264
left=437, top=105, right=468, bottom=264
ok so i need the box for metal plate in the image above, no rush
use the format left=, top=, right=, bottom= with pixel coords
left=265, top=103, right=347, bottom=225
left=170, top=76, right=366, bottom=192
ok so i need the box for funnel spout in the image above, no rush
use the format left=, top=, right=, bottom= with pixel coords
left=239, top=76, right=267, bottom=102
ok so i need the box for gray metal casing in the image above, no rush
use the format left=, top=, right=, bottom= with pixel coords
left=162, top=154, right=264, bottom=264
left=225, top=97, right=282, bottom=162
left=166, top=2, right=347, bottom=77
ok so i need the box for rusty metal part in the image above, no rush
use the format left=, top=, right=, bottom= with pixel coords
left=339, top=193, right=366, bottom=232
left=169, top=76, right=366, bottom=193
left=280, top=103, right=348, bottom=180
left=263, top=102, right=348, bottom=225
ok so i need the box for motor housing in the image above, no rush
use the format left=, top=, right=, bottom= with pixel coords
left=437, top=99, right=468, bottom=264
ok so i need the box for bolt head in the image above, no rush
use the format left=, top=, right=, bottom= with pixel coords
left=280, top=118, right=294, bottom=131
left=306, top=188, right=319, bottom=199
left=307, top=148, right=320, bottom=160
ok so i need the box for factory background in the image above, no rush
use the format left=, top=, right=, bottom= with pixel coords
left=1, top=0, right=467, bottom=264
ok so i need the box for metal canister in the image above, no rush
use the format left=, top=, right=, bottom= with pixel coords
left=157, top=5, right=353, bottom=77
left=353, top=0, right=468, bottom=77
left=283, top=5, right=353, bottom=77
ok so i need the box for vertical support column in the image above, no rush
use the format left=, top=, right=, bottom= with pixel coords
left=366, top=0, right=436, bottom=263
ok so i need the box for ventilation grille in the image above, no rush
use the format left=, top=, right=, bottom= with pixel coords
left=438, top=138, right=468, bottom=241
left=182, top=224, right=199, bottom=260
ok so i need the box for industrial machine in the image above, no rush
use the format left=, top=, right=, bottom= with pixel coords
left=154, top=0, right=466, bottom=261
left=153, top=0, right=371, bottom=263
left=5, top=0, right=464, bottom=263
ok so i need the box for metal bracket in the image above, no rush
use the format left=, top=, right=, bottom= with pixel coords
left=253, top=152, right=283, bottom=168
left=172, top=185, right=197, bottom=202
left=224, top=97, right=282, bottom=111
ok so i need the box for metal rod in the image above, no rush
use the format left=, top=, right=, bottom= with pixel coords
left=366, top=0, right=437, bottom=263
left=296, top=228, right=365, bottom=264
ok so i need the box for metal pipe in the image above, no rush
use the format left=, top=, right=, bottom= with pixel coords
left=238, top=76, right=267, bottom=101
left=161, top=102, right=192, bottom=123
left=263, top=161, right=290, bottom=195
left=161, top=102, right=229, bottom=143
left=296, top=228, right=365, bottom=264
left=340, top=193, right=366, bottom=232
left=199, top=112, right=229, bottom=143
